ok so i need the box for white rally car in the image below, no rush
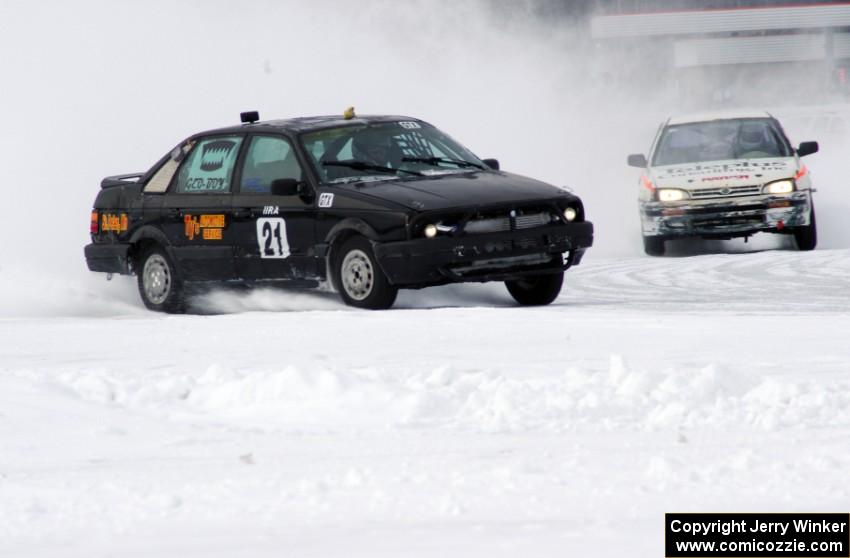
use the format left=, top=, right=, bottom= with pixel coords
left=628, top=111, right=819, bottom=256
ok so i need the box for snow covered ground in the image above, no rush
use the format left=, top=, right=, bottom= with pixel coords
left=2, top=2, right=850, bottom=556
left=2, top=247, right=849, bottom=557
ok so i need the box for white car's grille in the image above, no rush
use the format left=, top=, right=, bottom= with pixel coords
left=689, top=184, right=761, bottom=199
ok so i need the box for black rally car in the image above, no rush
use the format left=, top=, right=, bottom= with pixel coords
left=85, top=111, right=593, bottom=311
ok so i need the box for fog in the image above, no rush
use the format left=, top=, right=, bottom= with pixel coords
left=0, top=0, right=847, bottom=315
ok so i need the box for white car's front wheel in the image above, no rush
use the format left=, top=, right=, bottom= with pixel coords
left=794, top=203, right=817, bottom=251
left=643, top=236, right=665, bottom=256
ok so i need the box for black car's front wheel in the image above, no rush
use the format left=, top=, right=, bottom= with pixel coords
left=333, top=236, right=398, bottom=309
left=137, top=246, right=185, bottom=313
left=505, top=272, right=564, bottom=306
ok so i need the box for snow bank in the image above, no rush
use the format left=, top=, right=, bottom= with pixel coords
left=12, top=354, right=846, bottom=436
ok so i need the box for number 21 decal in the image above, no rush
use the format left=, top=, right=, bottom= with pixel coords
left=256, top=217, right=290, bottom=259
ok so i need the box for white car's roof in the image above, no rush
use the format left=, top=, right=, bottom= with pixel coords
left=667, top=110, right=773, bottom=125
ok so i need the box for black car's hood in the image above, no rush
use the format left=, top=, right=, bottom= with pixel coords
left=346, top=171, right=574, bottom=212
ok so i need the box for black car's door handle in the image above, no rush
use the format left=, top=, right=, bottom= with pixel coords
left=233, top=208, right=256, bottom=219
left=166, top=208, right=181, bottom=218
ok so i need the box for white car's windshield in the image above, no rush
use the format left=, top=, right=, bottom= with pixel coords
left=301, top=121, right=485, bottom=184
left=652, top=118, right=792, bottom=166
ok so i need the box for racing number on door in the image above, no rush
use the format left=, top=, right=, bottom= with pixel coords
left=256, top=218, right=290, bottom=259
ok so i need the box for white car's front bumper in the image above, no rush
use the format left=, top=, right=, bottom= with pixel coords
left=640, top=191, right=812, bottom=238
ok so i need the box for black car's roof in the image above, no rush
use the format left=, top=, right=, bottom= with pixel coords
left=192, top=114, right=424, bottom=138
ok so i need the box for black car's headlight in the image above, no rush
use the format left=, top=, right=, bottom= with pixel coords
left=419, top=221, right=457, bottom=238
left=557, top=200, right=584, bottom=223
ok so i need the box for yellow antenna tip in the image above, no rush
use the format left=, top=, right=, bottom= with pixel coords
left=343, top=106, right=356, bottom=120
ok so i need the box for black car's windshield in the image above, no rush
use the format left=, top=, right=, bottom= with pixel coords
left=301, top=121, right=485, bottom=184
left=652, top=118, right=792, bottom=166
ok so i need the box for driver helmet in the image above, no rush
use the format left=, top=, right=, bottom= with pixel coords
left=353, top=130, right=397, bottom=167
left=739, top=123, right=768, bottom=150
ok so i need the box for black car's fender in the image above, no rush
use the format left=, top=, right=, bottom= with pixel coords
left=321, top=215, right=413, bottom=283
left=321, top=217, right=386, bottom=274
left=324, top=217, right=383, bottom=246
left=128, top=225, right=175, bottom=270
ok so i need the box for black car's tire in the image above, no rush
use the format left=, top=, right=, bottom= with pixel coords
left=137, top=246, right=186, bottom=313
left=505, top=272, right=564, bottom=306
left=332, top=236, right=398, bottom=309
left=643, top=235, right=665, bottom=256
left=794, top=204, right=817, bottom=251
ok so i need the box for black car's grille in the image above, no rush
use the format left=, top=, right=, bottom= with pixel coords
left=463, top=210, right=554, bottom=235
left=465, top=216, right=511, bottom=234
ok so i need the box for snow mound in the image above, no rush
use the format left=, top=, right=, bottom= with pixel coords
left=21, top=355, right=848, bottom=434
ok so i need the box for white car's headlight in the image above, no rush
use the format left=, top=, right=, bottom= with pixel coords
left=657, top=188, right=688, bottom=202
left=763, top=179, right=794, bottom=195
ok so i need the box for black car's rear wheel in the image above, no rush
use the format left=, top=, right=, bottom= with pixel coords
left=793, top=203, right=817, bottom=251
left=643, top=235, right=665, bottom=256
left=137, top=246, right=185, bottom=313
left=333, top=236, right=398, bottom=309
left=505, top=272, right=563, bottom=306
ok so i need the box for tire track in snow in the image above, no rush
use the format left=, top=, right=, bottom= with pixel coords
left=562, top=249, right=850, bottom=312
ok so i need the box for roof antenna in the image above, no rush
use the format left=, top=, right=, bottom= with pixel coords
left=240, top=111, right=260, bottom=124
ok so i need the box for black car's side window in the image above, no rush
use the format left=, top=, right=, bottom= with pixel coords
left=174, top=135, right=243, bottom=193
left=240, top=136, right=303, bottom=193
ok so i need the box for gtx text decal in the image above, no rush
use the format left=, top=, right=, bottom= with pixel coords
left=318, top=193, right=334, bottom=208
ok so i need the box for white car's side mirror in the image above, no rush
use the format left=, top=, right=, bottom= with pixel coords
left=797, top=141, right=819, bottom=157
left=627, top=153, right=648, bottom=168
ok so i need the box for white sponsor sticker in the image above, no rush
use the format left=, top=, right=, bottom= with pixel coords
left=399, top=121, right=421, bottom=129
left=256, top=217, right=290, bottom=259
left=318, top=192, right=334, bottom=208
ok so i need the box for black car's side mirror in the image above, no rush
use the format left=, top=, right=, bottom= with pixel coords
left=482, top=158, right=500, bottom=171
left=627, top=153, right=648, bottom=168
left=271, top=178, right=301, bottom=196
left=797, top=141, right=819, bottom=157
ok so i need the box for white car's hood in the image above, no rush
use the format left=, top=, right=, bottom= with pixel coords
left=650, top=158, right=797, bottom=190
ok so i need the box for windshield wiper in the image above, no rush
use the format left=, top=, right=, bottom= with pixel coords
left=402, top=156, right=484, bottom=169
left=322, top=160, right=423, bottom=176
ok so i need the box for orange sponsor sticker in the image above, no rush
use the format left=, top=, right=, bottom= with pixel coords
left=101, top=213, right=129, bottom=232
left=184, top=214, right=225, bottom=240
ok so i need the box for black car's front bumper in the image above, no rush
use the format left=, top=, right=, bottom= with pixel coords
left=373, top=221, right=594, bottom=286
left=640, top=192, right=812, bottom=239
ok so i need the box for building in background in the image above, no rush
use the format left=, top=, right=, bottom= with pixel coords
left=588, top=1, right=850, bottom=107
